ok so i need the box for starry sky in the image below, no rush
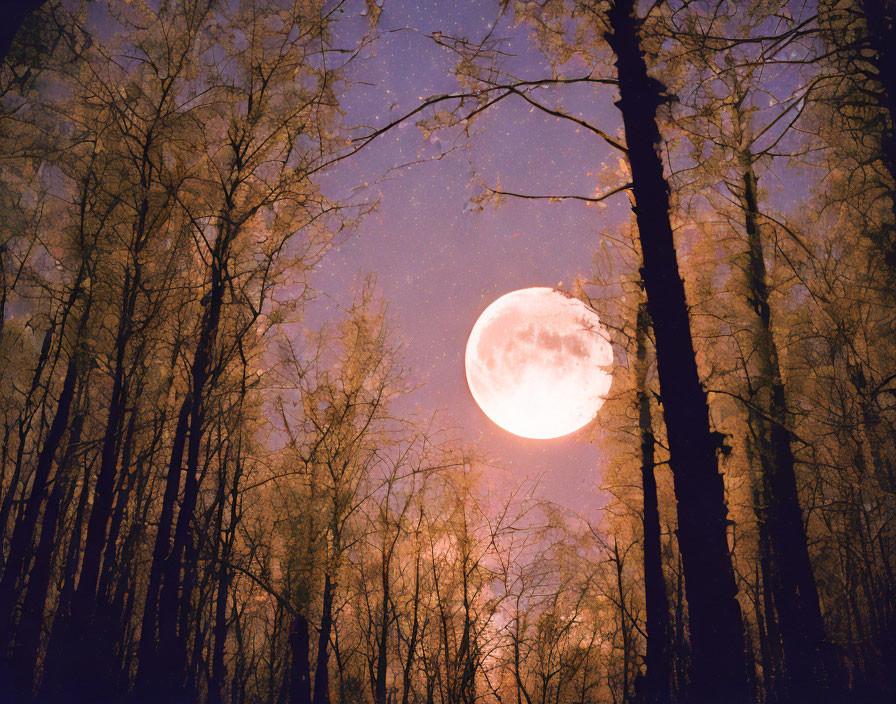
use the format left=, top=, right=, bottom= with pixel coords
left=314, top=0, right=631, bottom=516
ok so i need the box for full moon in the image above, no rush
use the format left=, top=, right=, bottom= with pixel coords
left=465, top=287, right=614, bottom=439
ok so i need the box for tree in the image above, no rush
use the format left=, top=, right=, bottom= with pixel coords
left=663, top=5, right=833, bottom=697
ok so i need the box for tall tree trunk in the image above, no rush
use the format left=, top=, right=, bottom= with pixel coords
left=288, top=613, right=313, bottom=704
left=375, top=546, right=390, bottom=704
left=37, top=428, right=95, bottom=700
left=135, top=395, right=191, bottom=697
left=738, top=150, right=827, bottom=701
left=151, top=260, right=226, bottom=701
left=113, top=462, right=156, bottom=692
left=313, top=572, right=334, bottom=704
left=758, top=494, right=785, bottom=704
left=635, top=301, right=672, bottom=704
left=672, top=553, right=689, bottom=697
left=209, top=436, right=243, bottom=704
left=208, top=565, right=232, bottom=704
left=47, top=274, right=138, bottom=703
left=747, top=440, right=784, bottom=704
left=5, top=390, right=86, bottom=701
left=400, top=550, right=422, bottom=704
left=97, top=408, right=139, bottom=602
left=0, top=289, right=88, bottom=701
left=613, top=538, right=632, bottom=703
left=0, top=338, right=80, bottom=641
left=858, top=0, right=896, bottom=201
left=605, top=2, right=748, bottom=701
left=0, top=317, right=57, bottom=549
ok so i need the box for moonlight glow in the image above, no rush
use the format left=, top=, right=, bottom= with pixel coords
left=465, top=287, right=614, bottom=439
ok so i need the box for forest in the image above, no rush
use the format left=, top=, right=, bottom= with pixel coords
left=0, top=1, right=894, bottom=703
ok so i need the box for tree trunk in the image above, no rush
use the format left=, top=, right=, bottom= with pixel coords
left=635, top=302, right=672, bottom=704
left=72, top=266, right=139, bottom=615
left=759, top=505, right=785, bottom=704
left=0, top=340, right=80, bottom=643
left=0, top=291, right=87, bottom=704
left=739, top=151, right=827, bottom=701
left=375, top=549, right=390, bottom=704
left=208, top=565, right=232, bottom=704
left=748, top=449, right=783, bottom=704
left=134, top=395, right=191, bottom=698
left=0, top=318, right=56, bottom=551
left=209, top=433, right=244, bottom=704
left=5, top=392, right=85, bottom=701
left=152, top=261, right=226, bottom=701
left=50, top=284, right=135, bottom=703
left=313, top=572, right=334, bottom=704
left=400, top=551, right=422, bottom=704
left=38, top=415, right=96, bottom=700
left=613, top=538, right=632, bottom=703
left=672, top=553, right=689, bottom=697
left=858, top=0, right=896, bottom=203
left=288, top=613, right=313, bottom=704
left=97, top=408, right=139, bottom=602
left=605, top=2, right=748, bottom=701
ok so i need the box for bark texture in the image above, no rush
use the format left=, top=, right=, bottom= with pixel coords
left=605, top=2, right=749, bottom=701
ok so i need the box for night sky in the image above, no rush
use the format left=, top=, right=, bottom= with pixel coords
left=311, top=0, right=631, bottom=516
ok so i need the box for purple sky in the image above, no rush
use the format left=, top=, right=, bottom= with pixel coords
left=313, top=0, right=631, bottom=516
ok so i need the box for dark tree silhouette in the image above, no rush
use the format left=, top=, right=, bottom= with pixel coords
left=605, top=2, right=748, bottom=700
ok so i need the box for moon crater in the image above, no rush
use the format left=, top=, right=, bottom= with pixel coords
left=465, top=287, right=614, bottom=440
